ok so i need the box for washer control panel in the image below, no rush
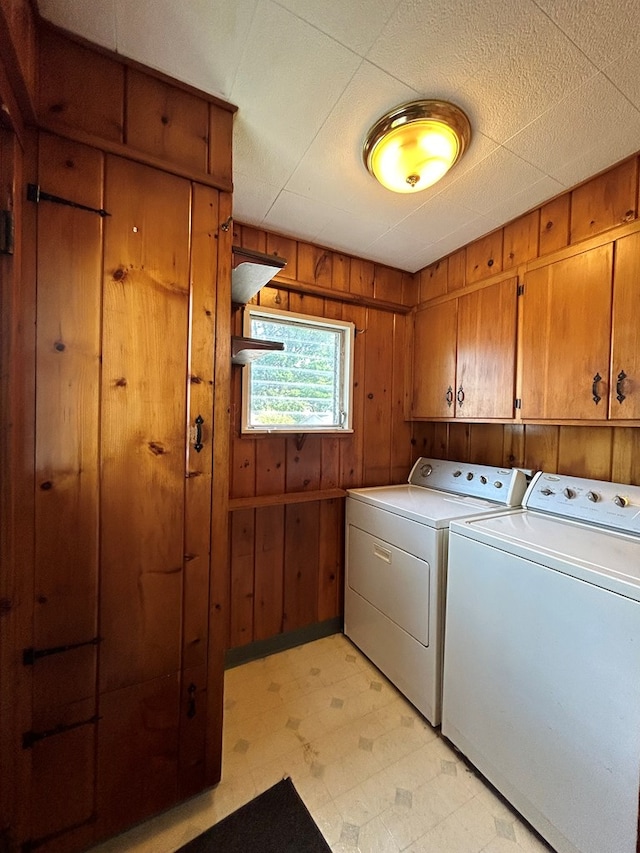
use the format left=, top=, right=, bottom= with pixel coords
left=408, top=458, right=528, bottom=506
left=524, top=471, right=640, bottom=534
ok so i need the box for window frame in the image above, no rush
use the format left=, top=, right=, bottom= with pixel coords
left=241, top=304, right=355, bottom=435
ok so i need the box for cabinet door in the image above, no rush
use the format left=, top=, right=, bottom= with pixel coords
left=520, top=246, right=613, bottom=420
left=412, top=300, right=457, bottom=418
left=610, top=233, right=640, bottom=420
left=456, top=278, right=517, bottom=419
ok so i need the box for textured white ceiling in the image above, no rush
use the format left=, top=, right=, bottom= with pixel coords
left=37, top=0, right=640, bottom=273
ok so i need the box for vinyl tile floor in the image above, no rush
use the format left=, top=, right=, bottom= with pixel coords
left=86, top=633, right=554, bottom=853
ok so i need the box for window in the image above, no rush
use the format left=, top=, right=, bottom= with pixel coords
left=242, top=305, right=354, bottom=433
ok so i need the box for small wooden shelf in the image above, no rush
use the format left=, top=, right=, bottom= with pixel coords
left=232, top=246, right=287, bottom=304
left=229, top=488, right=346, bottom=511
left=231, top=335, right=284, bottom=365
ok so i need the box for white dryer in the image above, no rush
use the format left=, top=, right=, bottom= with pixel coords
left=344, top=458, right=527, bottom=726
left=442, top=471, right=640, bottom=853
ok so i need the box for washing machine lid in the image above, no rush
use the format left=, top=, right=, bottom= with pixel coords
left=347, top=484, right=506, bottom=528
left=450, top=510, right=640, bottom=601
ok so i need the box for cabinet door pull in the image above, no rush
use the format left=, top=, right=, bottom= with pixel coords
left=616, top=370, right=627, bottom=404
left=192, top=415, right=204, bottom=452
left=456, top=385, right=465, bottom=407
left=591, top=373, right=602, bottom=405
left=446, top=386, right=454, bottom=407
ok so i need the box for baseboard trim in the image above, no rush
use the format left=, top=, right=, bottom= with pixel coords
left=224, top=617, right=343, bottom=669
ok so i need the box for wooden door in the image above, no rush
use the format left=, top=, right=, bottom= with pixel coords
left=520, top=246, right=613, bottom=420
left=97, top=155, right=192, bottom=837
left=610, top=232, right=640, bottom=420
left=412, top=300, right=457, bottom=418
left=456, top=278, right=518, bottom=419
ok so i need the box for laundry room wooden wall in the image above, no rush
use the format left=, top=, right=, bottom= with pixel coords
left=411, top=154, right=640, bottom=488
left=228, top=224, right=419, bottom=650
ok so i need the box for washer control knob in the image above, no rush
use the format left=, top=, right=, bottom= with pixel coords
left=420, top=463, right=432, bottom=478
left=494, top=481, right=503, bottom=489
left=453, top=470, right=462, bottom=478
left=466, top=472, right=474, bottom=481
left=540, top=488, right=553, bottom=496
left=587, top=491, right=599, bottom=503
left=614, top=494, right=629, bottom=508
left=563, top=488, right=575, bottom=499
left=480, top=475, right=487, bottom=485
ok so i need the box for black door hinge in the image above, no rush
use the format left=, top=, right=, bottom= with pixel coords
left=514, top=398, right=522, bottom=410
left=23, top=636, right=101, bottom=666
left=517, top=284, right=525, bottom=296
left=27, top=183, right=110, bottom=217
left=22, top=714, right=100, bottom=750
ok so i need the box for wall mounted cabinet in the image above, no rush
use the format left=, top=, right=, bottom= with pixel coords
left=412, top=278, right=518, bottom=420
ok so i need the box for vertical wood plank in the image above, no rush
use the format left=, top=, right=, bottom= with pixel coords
left=410, top=422, right=438, bottom=460
left=447, top=423, right=470, bottom=461
left=283, top=502, right=320, bottom=632
left=97, top=675, right=180, bottom=839
left=420, top=259, right=447, bottom=302
left=208, top=102, right=233, bottom=187
left=183, top=183, right=218, bottom=675
left=374, top=264, right=403, bottom=302
left=318, top=499, right=344, bottom=622
left=539, top=194, right=570, bottom=256
left=38, top=28, right=124, bottom=142
left=267, top=233, right=297, bottom=280
left=447, top=248, right=466, bottom=291
left=240, top=224, right=267, bottom=252
left=34, top=134, right=102, bottom=666
left=468, top=425, right=504, bottom=466
left=570, top=158, right=637, bottom=244
left=502, top=210, right=539, bottom=270
left=255, top=437, right=286, bottom=495
left=100, top=156, right=190, bottom=691
left=503, top=424, right=525, bottom=468
left=362, top=308, right=394, bottom=485
left=206, top=188, right=232, bottom=786
left=229, top=509, right=255, bottom=649
left=297, top=242, right=333, bottom=287
left=340, top=305, right=366, bottom=488
left=611, top=428, right=640, bottom=486
left=178, top=663, right=208, bottom=799
left=349, top=258, right=374, bottom=298
left=332, top=253, right=350, bottom=292
left=523, top=425, right=560, bottom=473
left=286, top=435, right=322, bottom=491
left=466, top=231, right=503, bottom=284
left=126, top=69, right=209, bottom=172
left=254, top=506, right=285, bottom=641
left=557, top=426, right=613, bottom=479
left=390, top=313, right=412, bottom=482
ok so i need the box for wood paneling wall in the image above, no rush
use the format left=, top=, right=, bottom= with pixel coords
left=415, top=154, right=640, bottom=486
left=227, top=225, right=418, bottom=649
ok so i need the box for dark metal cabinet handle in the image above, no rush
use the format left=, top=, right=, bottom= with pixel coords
left=592, top=373, right=602, bottom=405
left=616, top=370, right=627, bottom=404
left=194, top=415, right=204, bottom=452
left=456, top=385, right=465, bottom=407
left=446, top=386, right=454, bottom=407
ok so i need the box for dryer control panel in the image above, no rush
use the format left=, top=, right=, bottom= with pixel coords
left=524, top=471, right=640, bottom=534
left=408, top=458, right=528, bottom=507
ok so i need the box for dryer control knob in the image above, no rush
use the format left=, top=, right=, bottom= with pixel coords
left=563, top=488, right=575, bottom=499
left=614, top=494, right=629, bottom=508
left=466, top=472, right=474, bottom=480
left=540, top=488, right=553, bottom=496
left=453, top=470, right=462, bottom=477
left=480, top=475, right=487, bottom=485
left=494, top=481, right=503, bottom=489
left=420, top=464, right=432, bottom=477
left=587, top=491, right=599, bottom=502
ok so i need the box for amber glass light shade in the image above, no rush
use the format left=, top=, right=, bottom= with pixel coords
left=363, top=100, right=471, bottom=193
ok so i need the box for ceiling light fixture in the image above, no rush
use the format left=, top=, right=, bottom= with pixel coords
left=363, top=99, right=471, bottom=194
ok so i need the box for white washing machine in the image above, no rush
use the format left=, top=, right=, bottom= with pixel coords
left=344, top=457, right=528, bottom=726
left=442, top=471, right=640, bottom=853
